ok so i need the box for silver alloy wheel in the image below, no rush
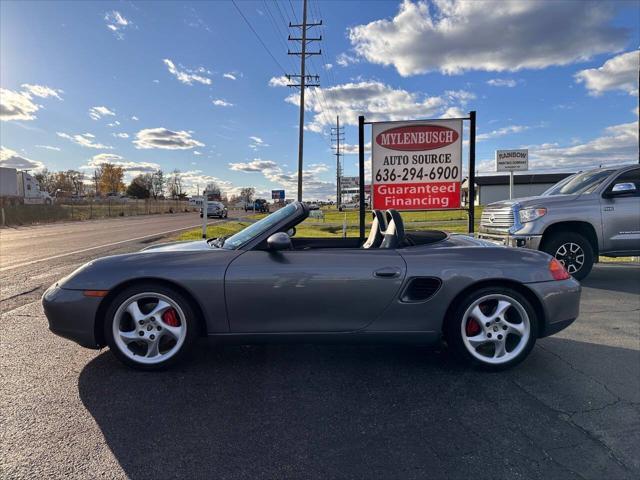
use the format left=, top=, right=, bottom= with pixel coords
left=554, top=242, right=585, bottom=274
left=112, top=292, right=187, bottom=365
left=460, top=294, right=531, bottom=365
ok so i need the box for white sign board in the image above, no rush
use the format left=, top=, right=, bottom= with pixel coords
left=496, top=149, right=528, bottom=172
left=371, top=119, right=463, bottom=210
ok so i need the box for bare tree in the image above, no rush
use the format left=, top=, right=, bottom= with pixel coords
left=150, top=169, right=165, bottom=199
left=240, top=187, right=255, bottom=205
left=167, top=169, right=183, bottom=199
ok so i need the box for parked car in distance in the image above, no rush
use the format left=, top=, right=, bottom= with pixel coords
left=200, top=201, right=228, bottom=219
left=245, top=198, right=269, bottom=213
left=478, top=164, right=640, bottom=280
left=43, top=202, right=580, bottom=371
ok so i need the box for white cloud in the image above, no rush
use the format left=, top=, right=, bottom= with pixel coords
left=89, top=106, right=116, bottom=120
left=212, top=99, right=234, bottom=107
left=575, top=50, right=639, bottom=96
left=268, top=76, right=289, bottom=87
left=163, top=59, right=212, bottom=85
left=35, top=145, right=61, bottom=151
left=477, top=125, right=529, bottom=142
left=249, top=136, right=269, bottom=150
left=180, top=169, right=234, bottom=195
left=487, top=78, right=518, bottom=88
left=0, top=85, right=61, bottom=121
left=104, top=11, right=132, bottom=39
left=0, top=146, right=45, bottom=170
left=477, top=121, right=639, bottom=172
left=81, top=154, right=160, bottom=179
left=229, top=159, right=278, bottom=172
left=348, top=0, right=627, bottom=76
left=133, top=128, right=205, bottom=150
left=131, top=116, right=139, bottom=121
left=529, top=121, right=638, bottom=169
left=193, top=151, right=202, bottom=156
left=223, top=73, right=237, bottom=80
left=20, top=84, right=63, bottom=99
left=57, top=132, right=112, bottom=149
left=284, top=80, right=470, bottom=133
left=324, top=63, right=333, bottom=70
left=107, top=120, right=121, bottom=127
left=113, top=132, right=129, bottom=138
left=336, top=52, right=359, bottom=67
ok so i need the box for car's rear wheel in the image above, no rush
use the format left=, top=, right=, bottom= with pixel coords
left=446, top=287, right=538, bottom=370
left=542, top=232, right=594, bottom=281
left=104, top=284, right=198, bottom=370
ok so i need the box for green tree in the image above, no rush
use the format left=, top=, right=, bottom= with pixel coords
left=126, top=175, right=151, bottom=198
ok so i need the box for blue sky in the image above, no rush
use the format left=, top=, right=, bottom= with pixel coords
left=1, top=0, right=638, bottom=200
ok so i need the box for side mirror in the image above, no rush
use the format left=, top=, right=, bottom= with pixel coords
left=267, top=232, right=292, bottom=251
left=606, top=182, right=636, bottom=197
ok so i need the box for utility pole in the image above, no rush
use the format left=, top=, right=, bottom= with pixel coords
left=331, top=115, right=345, bottom=209
left=287, top=0, right=322, bottom=201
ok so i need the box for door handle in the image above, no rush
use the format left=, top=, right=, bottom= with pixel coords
left=374, top=267, right=400, bottom=278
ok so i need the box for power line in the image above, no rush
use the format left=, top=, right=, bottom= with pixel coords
left=231, top=0, right=288, bottom=76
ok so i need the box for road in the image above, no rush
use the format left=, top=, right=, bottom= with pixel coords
left=0, top=213, right=223, bottom=312
left=0, top=216, right=639, bottom=479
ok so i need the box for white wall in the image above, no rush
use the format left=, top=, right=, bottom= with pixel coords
left=478, top=183, right=555, bottom=205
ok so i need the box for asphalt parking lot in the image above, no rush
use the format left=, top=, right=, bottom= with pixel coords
left=1, top=219, right=639, bottom=479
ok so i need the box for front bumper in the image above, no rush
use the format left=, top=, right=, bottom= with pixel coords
left=477, top=231, right=543, bottom=250
left=526, top=278, right=581, bottom=337
left=42, top=284, right=103, bottom=349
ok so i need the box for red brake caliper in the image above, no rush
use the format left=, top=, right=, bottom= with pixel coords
left=465, top=317, right=481, bottom=336
left=162, top=308, right=181, bottom=327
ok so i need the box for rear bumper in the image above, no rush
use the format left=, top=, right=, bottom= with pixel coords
left=526, top=278, right=581, bottom=337
left=477, top=232, right=543, bottom=250
left=42, top=284, right=102, bottom=349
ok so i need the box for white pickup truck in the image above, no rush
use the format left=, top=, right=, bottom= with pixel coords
left=478, top=165, right=640, bottom=280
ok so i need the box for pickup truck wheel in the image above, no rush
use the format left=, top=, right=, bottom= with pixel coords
left=542, top=232, right=594, bottom=281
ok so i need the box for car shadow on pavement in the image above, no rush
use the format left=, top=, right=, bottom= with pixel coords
left=79, top=338, right=639, bottom=480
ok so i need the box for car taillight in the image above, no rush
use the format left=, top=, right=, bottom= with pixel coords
left=549, top=258, right=570, bottom=280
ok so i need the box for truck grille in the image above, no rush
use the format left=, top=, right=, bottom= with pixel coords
left=480, top=207, right=514, bottom=230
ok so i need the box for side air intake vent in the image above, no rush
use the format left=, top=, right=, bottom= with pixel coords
left=401, top=277, right=442, bottom=302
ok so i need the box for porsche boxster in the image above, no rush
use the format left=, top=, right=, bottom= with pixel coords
left=43, top=202, right=580, bottom=370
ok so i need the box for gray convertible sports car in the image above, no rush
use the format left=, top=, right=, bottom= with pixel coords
left=43, top=202, right=580, bottom=370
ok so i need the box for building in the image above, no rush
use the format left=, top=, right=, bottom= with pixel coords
left=340, top=176, right=371, bottom=204
left=462, top=173, right=574, bottom=206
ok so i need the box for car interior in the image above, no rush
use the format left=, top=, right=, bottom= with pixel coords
left=267, top=204, right=449, bottom=251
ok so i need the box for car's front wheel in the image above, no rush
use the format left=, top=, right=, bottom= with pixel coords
left=104, top=284, right=198, bottom=370
left=446, top=287, right=538, bottom=370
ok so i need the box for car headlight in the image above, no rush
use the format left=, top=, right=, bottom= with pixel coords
left=518, top=207, right=547, bottom=223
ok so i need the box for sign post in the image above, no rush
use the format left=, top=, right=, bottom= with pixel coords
left=201, top=199, right=208, bottom=239
left=496, top=149, right=529, bottom=199
left=357, top=111, right=477, bottom=239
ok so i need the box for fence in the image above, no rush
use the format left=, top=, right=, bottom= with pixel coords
left=1, top=198, right=195, bottom=227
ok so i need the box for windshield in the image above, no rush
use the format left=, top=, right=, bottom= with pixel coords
left=220, top=203, right=299, bottom=249
left=542, top=170, right=614, bottom=196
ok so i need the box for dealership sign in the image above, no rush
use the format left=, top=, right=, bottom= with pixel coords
left=271, top=189, right=285, bottom=200
left=496, top=149, right=528, bottom=172
left=371, top=119, right=463, bottom=210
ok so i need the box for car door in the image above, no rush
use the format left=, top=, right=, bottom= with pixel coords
left=601, top=167, right=640, bottom=254
left=224, top=248, right=407, bottom=332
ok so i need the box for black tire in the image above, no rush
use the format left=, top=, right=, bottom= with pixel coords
left=445, top=286, right=539, bottom=371
left=541, top=232, right=594, bottom=281
left=104, top=283, right=199, bottom=371
left=199, top=213, right=203, bottom=218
